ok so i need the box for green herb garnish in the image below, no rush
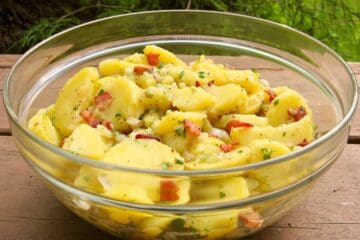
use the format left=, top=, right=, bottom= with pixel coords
left=198, top=71, right=206, bottom=78
left=175, top=127, right=186, bottom=138
left=179, top=71, right=184, bottom=79
left=98, top=89, right=105, bottom=96
left=161, top=162, right=170, bottom=170
left=175, top=158, right=184, bottom=165
left=170, top=218, right=185, bottom=230
left=273, top=99, right=280, bottom=105
left=115, top=112, right=122, bottom=117
left=220, top=191, right=226, bottom=198
left=261, top=148, right=272, bottom=160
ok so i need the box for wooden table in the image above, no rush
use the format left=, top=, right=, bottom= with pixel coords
left=0, top=55, right=359, bottom=239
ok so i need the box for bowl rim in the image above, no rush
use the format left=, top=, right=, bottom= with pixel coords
left=3, top=10, right=359, bottom=176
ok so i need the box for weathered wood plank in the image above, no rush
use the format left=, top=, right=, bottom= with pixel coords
left=0, top=136, right=358, bottom=239
left=0, top=55, right=21, bottom=68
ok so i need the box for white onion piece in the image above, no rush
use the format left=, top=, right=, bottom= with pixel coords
left=209, top=128, right=230, bottom=141
left=126, top=117, right=143, bottom=129
left=98, top=175, right=111, bottom=192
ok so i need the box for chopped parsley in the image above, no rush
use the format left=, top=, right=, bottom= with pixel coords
left=313, top=124, right=318, bottom=130
left=170, top=218, right=185, bottom=230
left=273, top=99, right=280, bottom=105
left=251, top=69, right=258, bottom=73
left=179, top=70, right=184, bottom=79
left=98, top=89, right=105, bottom=96
left=83, top=176, right=90, bottom=182
left=161, top=162, right=170, bottom=170
left=158, top=63, right=165, bottom=69
left=238, top=149, right=243, bottom=154
left=282, top=131, right=287, bottom=137
left=261, top=148, right=272, bottom=160
left=198, top=71, right=206, bottom=78
left=115, top=112, right=122, bottom=117
left=220, top=191, right=226, bottom=198
left=175, top=127, right=186, bottom=138
left=175, top=158, right=184, bottom=165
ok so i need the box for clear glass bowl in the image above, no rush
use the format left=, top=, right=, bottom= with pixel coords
left=3, top=10, right=358, bottom=239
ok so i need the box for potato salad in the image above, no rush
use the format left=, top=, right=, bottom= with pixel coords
left=28, top=45, right=315, bottom=238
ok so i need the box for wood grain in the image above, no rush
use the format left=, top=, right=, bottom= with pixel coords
left=0, top=136, right=359, bottom=240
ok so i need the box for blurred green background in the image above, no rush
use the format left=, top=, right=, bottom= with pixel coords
left=1, top=0, right=359, bottom=61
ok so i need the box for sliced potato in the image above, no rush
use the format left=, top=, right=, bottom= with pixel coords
left=99, top=59, right=127, bottom=76
left=172, top=86, right=214, bottom=111
left=54, top=67, right=99, bottom=136
left=143, top=45, right=186, bottom=66
left=94, top=76, right=145, bottom=131
left=28, top=105, right=61, bottom=145
left=62, top=124, right=106, bottom=160
left=208, top=84, right=247, bottom=117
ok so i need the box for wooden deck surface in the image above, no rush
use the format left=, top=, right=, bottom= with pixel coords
left=0, top=55, right=359, bottom=239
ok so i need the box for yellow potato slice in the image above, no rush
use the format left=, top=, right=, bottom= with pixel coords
left=54, top=67, right=99, bottom=136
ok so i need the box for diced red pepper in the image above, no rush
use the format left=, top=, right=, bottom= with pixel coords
left=95, top=91, right=113, bottom=110
left=287, top=106, right=307, bottom=122
left=195, top=81, right=201, bottom=87
left=146, top=53, right=160, bottom=66
left=135, top=133, right=160, bottom=141
left=160, top=180, right=179, bottom=201
left=80, top=110, right=101, bottom=128
left=88, top=118, right=101, bottom=128
left=297, top=138, right=310, bottom=147
left=207, top=80, right=215, bottom=86
left=133, top=66, right=152, bottom=75
left=265, top=89, right=277, bottom=103
left=184, top=119, right=201, bottom=136
left=220, top=141, right=239, bottom=153
left=60, top=138, right=66, bottom=147
left=80, top=110, right=92, bottom=122
left=103, top=120, right=114, bottom=131
left=238, top=210, right=263, bottom=229
left=225, top=120, right=254, bottom=133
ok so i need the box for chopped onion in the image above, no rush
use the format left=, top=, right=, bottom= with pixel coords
left=98, top=175, right=111, bottom=192
left=126, top=117, right=143, bottom=129
left=209, top=128, right=230, bottom=141
left=72, top=197, right=90, bottom=211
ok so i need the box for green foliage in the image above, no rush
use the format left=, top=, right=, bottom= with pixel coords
left=8, top=0, right=360, bottom=61
left=7, top=18, right=80, bottom=53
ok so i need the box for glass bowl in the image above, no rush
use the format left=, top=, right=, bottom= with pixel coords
left=3, top=10, right=358, bottom=239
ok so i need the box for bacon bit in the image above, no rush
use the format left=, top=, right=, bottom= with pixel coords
left=80, top=110, right=101, bottom=128
left=265, top=89, right=277, bottom=103
left=287, top=106, right=307, bottom=122
left=160, top=180, right=179, bottom=201
left=95, top=91, right=112, bottom=110
left=146, top=53, right=160, bottom=66
left=225, top=120, right=254, bottom=133
left=297, top=138, right=310, bottom=147
left=195, top=81, right=201, bottom=87
left=220, top=141, right=239, bottom=153
left=184, top=119, right=201, bottom=136
left=135, top=133, right=160, bottom=141
left=238, top=210, right=263, bottom=229
left=207, top=80, right=215, bottom=86
left=103, top=120, right=114, bottom=131
left=60, top=138, right=66, bottom=147
left=80, top=109, right=92, bottom=122
left=88, top=118, right=101, bottom=128
left=133, top=66, right=152, bottom=75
